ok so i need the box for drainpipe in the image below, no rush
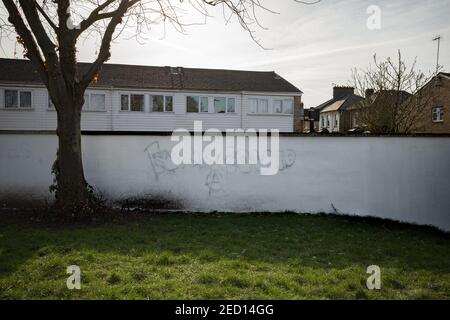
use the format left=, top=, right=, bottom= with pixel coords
left=240, top=92, right=244, bottom=129
left=110, top=86, right=115, bottom=131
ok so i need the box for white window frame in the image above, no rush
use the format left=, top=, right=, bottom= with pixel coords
left=432, top=107, right=444, bottom=123
left=226, top=97, right=236, bottom=113
left=120, top=93, right=145, bottom=112
left=273, top=99, right=283, bottom=113
left=353, top=112, right=359, bottom=127
left=84, top=92, right=106, bottom=112
left=213, top=96, right=236, bottom=114
left=186, top=95, right=209, bottom=113
left=248, top=98, right=258, bottom=114
left=48, top=92, right=55, bottom=110
left=249, top=98, right=269, bottom=114
left=48, top=91, right=106, bottom=112
left=3, top=88, right=33, bottom=109
left=249, top=97, right=293, bottom=115
left=257, top=99, right=269, bottom=113
left=200, top=96, right=209, bottom=113
left=186, top=96, right=199, bottom=113
left=151, top=95, right=173, bottom=113
left=282, top=99, right=294, bottom=114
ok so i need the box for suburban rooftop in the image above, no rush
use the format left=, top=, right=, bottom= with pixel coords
left=0, top=58, right=302, bottom=94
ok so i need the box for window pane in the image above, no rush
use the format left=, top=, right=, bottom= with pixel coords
left=432, top=107, right=442, bottom=121
left=227, top=98, right=235, bottom=113
left=200, top=97, right=208, bottom=112
left=258, top=99, right=268, bottom=113
left=249, top=98, right=258, bottom=113
left=165, top=96, right=173, bottom=112
left=152, top=95, right=164, bottom=112
left=131, top=94, right=144, bottom=111
left=5, top=90, right=18, bottom=108
left=48, top=95, right=55, bottom=109
left=274, top=100, right=282, bottom=113
left=214, top=97, right=226, bottom=113
left=434, top=107, right=444, bottom=121
left=283, top=100, right=293, bottom=114
left=187, top=96, right=199, bottom=112
left=121, top=95, right=129, bottom=111
left=83, top=94, right=90, bottom=110
left=19, top=91, right=32, bottom=108
left=90, top=94, right=105, bottom=111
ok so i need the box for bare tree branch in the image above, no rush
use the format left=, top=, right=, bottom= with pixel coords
left=34, top=0, right=58, bottom=31
left=18, top=0, right=58, bottom=65
left=351, top=50, right=433, bottom=134
left=2, top=0, right=48, bottom=84
left=79, top=0, right=139, bottom=90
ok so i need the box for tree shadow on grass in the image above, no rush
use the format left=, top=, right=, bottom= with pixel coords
left=1, top=212, right=449, bottom=279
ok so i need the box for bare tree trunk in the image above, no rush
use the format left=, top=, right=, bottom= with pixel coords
left=54, top=98, right=89, bottom=208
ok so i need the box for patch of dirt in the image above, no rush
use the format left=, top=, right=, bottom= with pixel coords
left=0, top=207, right=185, bottom=229
left=117, top=195, right=183, bottom=211
left=0, top=194, right=50, bottom=209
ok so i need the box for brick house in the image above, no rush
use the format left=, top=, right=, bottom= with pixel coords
left=408, top=72, right=450, bottom=134
left=314, top=86, right=364, bottom=133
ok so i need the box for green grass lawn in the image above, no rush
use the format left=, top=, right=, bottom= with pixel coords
left=0, top=212, right=449, bottom=300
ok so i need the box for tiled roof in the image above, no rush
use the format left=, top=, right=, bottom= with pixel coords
left=315, top=94, right=364, bottom=113
left=0, top=58, right=302, bottom=93
left=321, top=99, right=346, bottom=112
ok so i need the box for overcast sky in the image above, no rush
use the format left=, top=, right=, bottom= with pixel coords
left=1, top=0, right=449, bottom=108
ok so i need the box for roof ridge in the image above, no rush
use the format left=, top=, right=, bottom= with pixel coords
left=77, top=60, right=275, bottom=74
left=0, top=58, right=284, bottom=75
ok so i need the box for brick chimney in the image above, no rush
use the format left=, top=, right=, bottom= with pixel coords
left=333, top=86, right=354, bottom=99
left=168, top=66, right=183, bottom=75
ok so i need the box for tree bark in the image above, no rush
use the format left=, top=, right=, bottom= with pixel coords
left=55, top=97, right=89, bottom=208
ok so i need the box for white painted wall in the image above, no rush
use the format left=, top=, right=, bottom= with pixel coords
left=1, top=133, right=449, bottom=231
left=319, top=111, right=340, bottom=132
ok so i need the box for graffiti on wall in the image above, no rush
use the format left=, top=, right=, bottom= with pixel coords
left=144, top=142, right=296, bottom=196
left=144, top=141, right=179, bottom=180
